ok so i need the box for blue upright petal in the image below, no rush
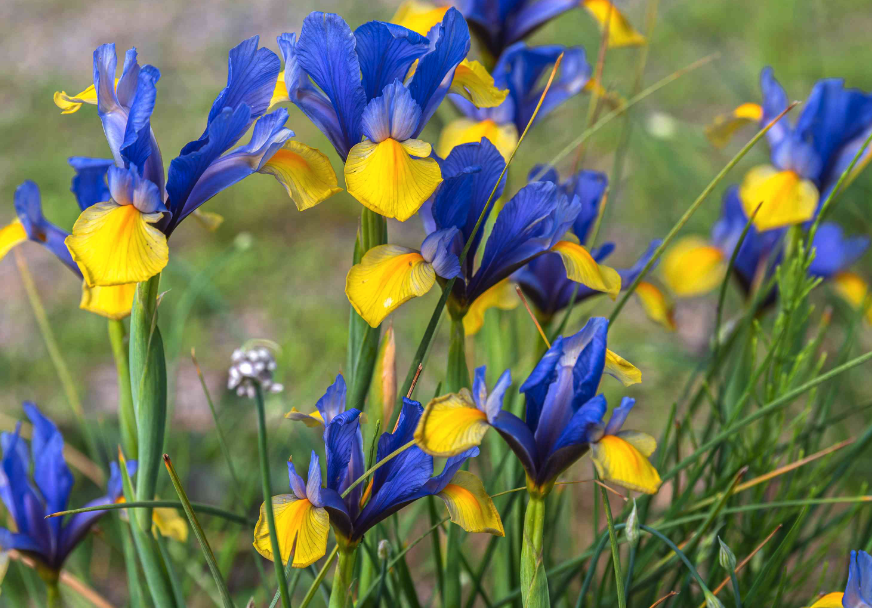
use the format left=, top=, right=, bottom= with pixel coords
left=844, top=550, right=872, bottom=607
left=360, top=81, right=422, bottom=143
left=296, top=13, right=368, bottom=159
left=306, top=452, right=325, bottom=508
left=164, top=104, right=253, bottom=234
left=617, top=240, right=660, bottom=286
left=808, top=223, right=869, bottom=279
left=505, top=0, right=578, bottom=45
left=566, top=170, right=608, bottom=243
left=277, top=33, right=346, bottom=158
left=371, top=398, right=423, bottom=497
left=315, top=374, right=348, bottom=424
left=568, top=317, right=609, bottom=410
left=603, top=396, right=635, bottom=436
left=537, top=394, right=606, bottom=485
left=69, top=157, right=113, bottom=210
left=287, top=460, right=308, bottom=500
left=409, top=8, right=471, bottom=136
left=93, top=44, right=126, bottom=165
left=120, top=65, right=164, bottom=194
left=423, top=447, right=479, bottom=494
left=13, top=181, right=80, bottom=277
left=759, top=67, right=790, bottom=153
left=520, top=334, right=564, bottom=432
left=354, top=21, right=429, bottom=101
left=324, top=409, right=363, bottom=495
left=491, top=410, right=539, bottom=480
left=420, top=227, right=462, bottom=279
left=115, top=48, right=141, bottom=108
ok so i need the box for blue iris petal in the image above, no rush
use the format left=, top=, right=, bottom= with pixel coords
left=315, top=374, right=347, bottom=425
left=538, top=394, right=607, bottom=484
left=603, top=396, right=636, bottom=436
left=808, top=223, right=869, bottom=279
left=13, top=181, right=80, bottom=277
left=421, top=227, right=462, bottom=279
left=69, top=157, right=113, bottom=211
left=759, top=67, right=790, bottom=152
left=520, top=335, right=564, bottom=432
left=424, top=447, right=479, bottom=495
left=115, top=48, right=141, bottom=107
left=408, top=8, right=471, bottom=136
left=306, top=452, right=325, bottom=508
left=844, top=550, right=872, bottom=607
left=505, top=0, right=578, bottom=46
left=491, top=410, right=539, bottom=480
left=360, top=81, right=422, bottom=143
left=567, top=170, right=608, bottom=243
left=93, top=44, right=126, bottom=165
left=354, top=21, right=429, bottom=101
left=568, top=317, right=609, bottom=410
left=296, top=12, right=368, bottom=160
left=107, top=166, right=166, bottom=214
left=287, top=460, right=308, bottom=500
left=324, top=408, right=363, bottom=496
left=120, top=65, right=164, bottom=193
left=24, top=402, right=73, bottom=544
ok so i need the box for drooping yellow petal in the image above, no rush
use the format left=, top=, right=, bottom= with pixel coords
left=66, top=202, right=168, bottom=287
left=591, top=435, right=661, bottom=494
left=268, top=72, right=290, bottom=110
left=346, top=245, right=436, bottom=327
left=192, top=210, right=225, bottom=232
left=253, top=495, right=330, bottom=568
left=807, top=592, right=845, bottom=608
left=437, top=118, right=519, bottom=161
left=285, top=408, right=325, bottom=428
left=604, top=350, right=641, bottom=386
left=634, top=281, right=677, bottom=331
left=260, top=141, right=343, bottom=211
left=739, top=166, right=818, bottom=231
left=345, top=138, right=442, bottom=221
left=0, top=219, right=28, bottom=260
left=832, top=271, right=872, bottom=323
left=153, top=506, right=189, bottom=543
left=582, top=0, right=647, bottom=47
left=615, top=430, right=657, bottom=458
left=437, top=470, right=504, bottom=536
left=463, top=278, right=519, bottom=336
left=705, top=103, right=763, bottom=148
left=449, top=60, right=508, bottom=109
left=391, top=0, right=450, bottom=35
left=53, top=79, right=118, bottom=114
left=660, top=236, right=726, bottom=297
left=551, top=240, right=621, bottom=299
left=79, top=282, right=136, bottom=320
left=415, top=390, right=490, bottom=456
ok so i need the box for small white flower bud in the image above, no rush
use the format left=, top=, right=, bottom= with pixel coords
left=377, top=540, right=391, bottom=560
left=718, top=537, right=736, bottom=571
left=625, top=499, right=640, bottom=545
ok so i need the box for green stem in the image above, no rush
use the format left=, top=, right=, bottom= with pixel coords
left=300, top=545, right=339, bottom=608
left=109, top=319, right=138, bottom=459
left=443, top=524, right=463, bottom=608
left=329, top=547, right=358, bottom=608
left=46, top=579, right=62, bottom=608
left=447, top=316, right=470, bottom=392
left=254, top=384, right=291, bottom=608
left=520, top=493, right=550, bottom=608
left=444, top=317, right=467, bottom=608
left=600, top=486, right=626, bottom=608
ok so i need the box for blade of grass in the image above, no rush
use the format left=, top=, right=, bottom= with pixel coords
left=48, top=500, right=255, bottom=526
left=299, top=545, right=339, bottom=608
left=600, top=485, right=626, bottom=608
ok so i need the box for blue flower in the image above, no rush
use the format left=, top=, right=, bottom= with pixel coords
left=0, top=403, right=136, bottom=571
left=256, top=378, right=503, bottom=567
left=808, top=550, right=872, bottom=607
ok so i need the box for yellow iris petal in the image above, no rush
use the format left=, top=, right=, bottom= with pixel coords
left=739, top=166, right=818, bottom=231
left=582, top=0, right=646, bottom=47
left=390, top=0, right=450, bottom=35
left=449, top=60, right=508, bottom=109
left=437, top=470, right=504, bottom=536
left=53, top=79, right=118, bottom=114
left=661, top=236, right=726, bottom=297
left=551, top=240, right=622, bottom=299
left=705, top=103, right=763, bottom=148
left=268, top=72, right=290, bottom=110
left=79, top=282, right=136, bottom=320
left=260, top=141, right=343, bottom=211
left=615, top=430, right=657, bottom=458
left=833, top=271, right=872, bottom=324
left=346, top=245, right=436, bottom=327
left=591, top=435, right=661, bottom=494
left=285, top=408, right=325, bottom=428
left=345, top=138, right=442, bottom=221
left=463, top=278, right=519, bottom=336
left=66, top=202, right=168, bottom=287
left=253, top=495, right=330, bottom=568
left=808, top=592, right=845, bottom=608
left=437, top=118, right=519, bottom=161
left=415, top=389, right=490, bottom=457
left=0, top=219, right=28, bottom=260
left=153, top=506, right=189, bottom=543
left=604, top=350, right=641, bottom=386
left=634, top=281, right=677, bottom=331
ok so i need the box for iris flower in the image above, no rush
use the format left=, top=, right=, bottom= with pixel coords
left=704, top=68, right=872, bottom=232
left=56, top=38, right=340, bottom=288
left=661, top=185, right=869, bottom=308
left=808, top=550, right=871, bottom=608
left=346, top=139, right=621, bottom=329
left=415, top=317, right=659, bottom=495
left=254, top=376, right=503, bottom=567
left=391, top=0, right=645, bottom=62
left=271, top=10, right=506, bottom=221
left=438, top=43, right=591, bottom=159
left=0, top=180, right=136, bottom=319
left=0, top=403, right=136, bottom=571
left=514, top=165, right=675, bottom=329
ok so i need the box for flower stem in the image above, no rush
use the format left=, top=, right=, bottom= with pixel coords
left=254, top=383, right=291, bottom=608
left=520, top=493, right=550, bottom=607
left=108, top=319, right=138, bottom=459
left=329, top=546, right=358, bottom=608
left=46, top=579, right=62, bottom=608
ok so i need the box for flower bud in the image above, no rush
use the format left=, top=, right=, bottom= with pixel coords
left=625, top=499, right=639, bottom=545
left=704, top=590, right=725, bottom=608
left=718, top=536, right=737, bottom=571
left=227, top=344, right=283, bottom=399
left=377, top=539, right=391, bottom=561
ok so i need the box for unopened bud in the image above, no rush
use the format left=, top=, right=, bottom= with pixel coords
left=717, top=536, right=736, bottom=571
left=625, top=499, right=639, bottom=545
left=704, top=591, right=724, bottom=608
left=377, top=539, right=391, bottom=560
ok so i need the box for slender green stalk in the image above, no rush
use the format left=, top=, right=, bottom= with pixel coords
left=728, top=571, right=742, bottom=608
left=109, top=319, right=138, bottom=459
left=520, top=493, right=549, bottom=607
left=600, top=486, right=626, bottom=608
left=446, top=317, right=470, bottom=392
left=45, top=580, right=61, bottom=608
left=164, top=454, right=234, bottom=607
left=609, top=102, right=798, bottom=325
left=638, top=525, right=716, bottom=597
left=341, top=439, right=416, bottom=499
left=48, top=499, right=254, bottom=525
left=254, top=384, right=291, bottom=608
left=329, top=547, right=357, bottom=608
left=300, top=545, right=339, bottom=608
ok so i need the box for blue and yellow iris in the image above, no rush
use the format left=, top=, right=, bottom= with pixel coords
left=807, top=550, right=871, bottom=608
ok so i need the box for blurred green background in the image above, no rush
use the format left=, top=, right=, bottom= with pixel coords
left=2, top=0, right=872, bottom=604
